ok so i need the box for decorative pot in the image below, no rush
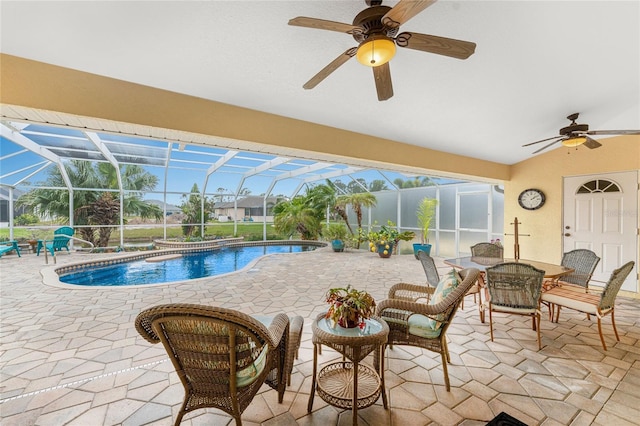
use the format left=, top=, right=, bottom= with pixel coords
left=338, top=317, right=360, bottom=328
left=331, top=239, right=345, bottom=252
left=376, top=242, right=394, bottom=258
left=413, top=243, right=432, bottom=259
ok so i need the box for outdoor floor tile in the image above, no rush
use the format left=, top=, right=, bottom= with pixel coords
left=1, top=248, right=639, bottom=425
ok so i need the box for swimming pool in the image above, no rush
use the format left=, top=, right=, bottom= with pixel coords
left=59, top=242, right=322, bottom=286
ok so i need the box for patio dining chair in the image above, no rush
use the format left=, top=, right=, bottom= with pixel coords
left=541, top=261, right=634, bottom=351
left=470, top=242, right=504, bottom=258
left=135, top=304, right=303, bottom=425
left=543, top=249, right=600, bottom=320
left=387, top=250, right=440, bottom=303
left=485, top=262, right=545, bottom=350
left=374, top=267, right=480, bottom=392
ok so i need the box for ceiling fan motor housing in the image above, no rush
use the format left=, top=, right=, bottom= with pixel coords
left=560, top=123, right=589, bottom=136
left=352, top=6, right=398, bottom=43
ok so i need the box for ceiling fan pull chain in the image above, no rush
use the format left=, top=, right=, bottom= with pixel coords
left=370, top=38, right=376, bottom=65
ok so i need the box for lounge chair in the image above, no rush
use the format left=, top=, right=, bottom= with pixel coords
left=37, top=226, right=74, bottom=256
left=0, top=241, right=21, bottom=258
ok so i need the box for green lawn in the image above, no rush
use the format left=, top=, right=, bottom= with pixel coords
left=1, top=223, right=289, bottom=244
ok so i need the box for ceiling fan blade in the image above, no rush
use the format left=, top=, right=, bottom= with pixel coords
left=522, top=135, right=563, bottom=147
left=373, top=63, right=393, bottom=101
left=288, top=17, right=359, bottom=34
left=382, top=0, right=438, bottom=29
left=586, top=129, right=640, bottom=135
left=532, top=138, right=565, bottom=154
left=396, top=32, right=476, bottom=59
left=583, top=135, right=602, bottom=149
left=303, top=48, right=357, bottom=90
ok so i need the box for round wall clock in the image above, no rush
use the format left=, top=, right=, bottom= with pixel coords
left=518, top=188, right=545, bottom=210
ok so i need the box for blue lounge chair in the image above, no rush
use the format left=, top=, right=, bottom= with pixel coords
left=38, top=236, right=72, bottom=257
left=37, top=227, right=75, bottom=256
left=0, top=241, right=22, bottom=258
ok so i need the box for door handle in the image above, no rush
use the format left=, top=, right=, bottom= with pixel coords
left=564, top=233, right=571, bottom=237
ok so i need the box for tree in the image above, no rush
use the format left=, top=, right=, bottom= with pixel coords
left=180, top=183, right=214, bottom=239
left=78, top=192, right=120, bottom=247
left=17, top=160, right=162, bottom=246
left=347, top=178, right=367, bottom=193
left=272, top=196, right=321, bottom=240
left=368, top=179, right=389, bottom=192
left=318, top=181, right=351, bottom=234
left=334, top=192, right=377, bottom=248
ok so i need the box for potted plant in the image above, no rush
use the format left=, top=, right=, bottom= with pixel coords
left=323, top=222, right=348, bottom=252
left=366, top=221, right=415, bottom=258
left=325, top=285, right=376, bottom=329
left=413, top=197, right=438, bottom=258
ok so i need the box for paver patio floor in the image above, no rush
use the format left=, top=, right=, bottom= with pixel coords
left=1, top=246, right=639, bottom=425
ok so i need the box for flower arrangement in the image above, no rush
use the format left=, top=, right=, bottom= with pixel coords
left=325, top=285, right=376, bottom=329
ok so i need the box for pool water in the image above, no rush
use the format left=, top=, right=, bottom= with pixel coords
left=60, top=244, right=318, bottom=286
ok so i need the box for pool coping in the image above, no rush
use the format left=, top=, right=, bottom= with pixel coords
left=40, top=240, right=328, bottom=289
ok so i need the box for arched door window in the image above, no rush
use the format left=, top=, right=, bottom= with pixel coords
left=576, top=179, right=621, bottom=194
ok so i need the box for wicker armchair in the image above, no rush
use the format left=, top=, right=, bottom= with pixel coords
left=470, top=242, right=504, bottom=258
left=135, top=304, right=302, bottom=425
left=485, top=262, right=545, bottom=350
left=541, top=261, right=634, bottom=350
left=374, top=267, right=480, bottom=391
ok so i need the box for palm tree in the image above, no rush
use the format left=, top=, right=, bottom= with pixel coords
left=321, top=181, right=353, bottom=235
left=272, top=196, right=320, bottom=240
left=180, top=183, right=214, bottom=239
left=17, top=160, right=162, bottom=246
left=334, top=192, right=377, bottom=247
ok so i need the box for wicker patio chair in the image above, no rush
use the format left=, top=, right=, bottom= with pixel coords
left=543, top=249, right=600, bottom=320
left=418, top=250, right=440, bottom=287
left=374, top=267, right=480, bottom=391
left=135, top=304, right=302, bottom=425
left=558, top=249, right=601, bottom=290
left=470, top=242, right=504, bottom=258
left=485, top=262, right=545, bottom=350
left=541, top=261, right=634, bottom=351
left=386, top=250, right=440, bottom=303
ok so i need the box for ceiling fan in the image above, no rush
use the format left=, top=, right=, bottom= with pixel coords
left=288, top=0, right=476, bottom=101
left=522, top=113, right=640, bottom=154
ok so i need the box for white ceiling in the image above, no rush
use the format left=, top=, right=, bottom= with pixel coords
left=1, top=1, right=638, bottom=165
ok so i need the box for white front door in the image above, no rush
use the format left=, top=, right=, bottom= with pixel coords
left=563, top=171, right=638, bottom=292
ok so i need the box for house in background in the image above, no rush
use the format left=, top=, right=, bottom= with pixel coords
left=213, top=196, right=285, bottom=222
left=0, top=187, right=26, bottom=225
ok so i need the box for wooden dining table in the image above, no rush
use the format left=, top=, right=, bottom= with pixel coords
left=443, top=256, right=575, bottom=322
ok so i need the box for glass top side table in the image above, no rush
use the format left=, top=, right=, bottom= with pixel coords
left=308, top=312, right=389, bottom=425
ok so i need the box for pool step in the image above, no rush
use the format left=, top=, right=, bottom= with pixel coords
left=146, top=254, right=183, bottom=262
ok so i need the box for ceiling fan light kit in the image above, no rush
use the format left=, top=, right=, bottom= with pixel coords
left=561, top=136, right=587, bottom=148
left=356, top=35, right=396, bottom=67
